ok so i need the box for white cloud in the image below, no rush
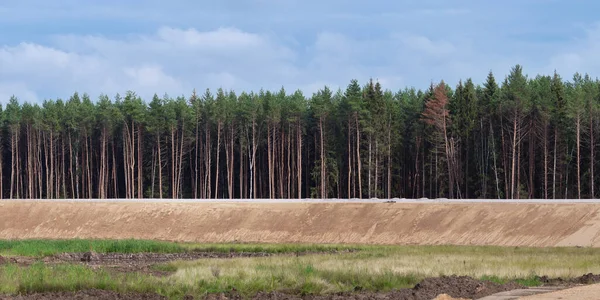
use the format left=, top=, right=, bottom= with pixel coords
left=0, top=26, right=517, bottom=103
left=3, top=18, right=600, bottom=104
left=123, top=65, right=182, bottom=91
left=397, top=34, right=457, bottom=58
left=0, top=26, right=300, bottom=102
left=545, top=23, right=600, bottom=78
left=157, top=27, right=263, bottom=49
left=0, top=82, right=39, bottom=104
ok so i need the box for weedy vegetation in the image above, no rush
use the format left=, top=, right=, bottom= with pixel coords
left=2, top=240, right=600, bottom=299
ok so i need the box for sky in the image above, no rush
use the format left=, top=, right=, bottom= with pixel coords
left=1, top=0, right=600, bottom=103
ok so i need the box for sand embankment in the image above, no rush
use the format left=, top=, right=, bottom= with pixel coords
left=1, top=201, right=599, bottom=247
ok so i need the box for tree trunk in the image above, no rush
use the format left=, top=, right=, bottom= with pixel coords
left=87, top=136, right=92, bottom=198
left=553, top=128, right=558, bottom=199
left=226, top=123, right=234, bottom=199
left=490, top=124, right=501, bottom=199
left=205, top=125, right=211, bottom=199
left=112, top=142, right=118, bottom=198
left=347, top=120, right=352, bottom=199
left=251, top=119, right=257, bottom=199
left=297, top=119, right=302, bottom=199
left=368, top=134, right=372, bottom=198
left=443, top=114, right=454, bottom=199
left=52, top=136, right=56, bottom=198
left=387, top=123, right=392, bottom=199
left=280, top=128, right=285, bottom=198
left=320, top=116, right=325, bottom=198
left=138, top=125, right=143, bottom=199
left=69, top=133, right=76, bottom=199
left=576, top=114, right=581, bottom=199
left=61, top=138, right=66, bottom=198
left=591, top=110, right=595, bottom=199
left=287, top=123, right=291, bottom=199
left=510, top=115, right=517, bottom=199
left=157, top=135, right=163, bottom=199
left=123, top=125, right=130, bottom=199
left=516, top=134, right=521, bottom=200
left=215, top=121, right=222, bottom=199
left=194, top=121, right=199, bottom=198
left=355, top=114, right=362, bottom=199
left=375, top=140, right=379, bottom=198
left=272, top=125, right=277, bottom=199
left=37, top=130, right=43, bottom=198
left=177, top=123, right=185, bottom=198
left=529, top=118, right=534, bottom=199
left=543, top=123, right=549, bottom=199
left=27, top=125, right=32, bottom=198
left=171, top=128, right=176, bottom=199
left=45, top=133, right=50, bottom=199
left=99, top=127, right=106, bottom=199
left=240, top=135, right=244, bottom=199
left=267, top=124, right=272, bottom=199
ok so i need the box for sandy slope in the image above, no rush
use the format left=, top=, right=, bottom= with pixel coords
left=1, top=201, right=600, bottom=246
left=519, top=283, right=600, bottom=299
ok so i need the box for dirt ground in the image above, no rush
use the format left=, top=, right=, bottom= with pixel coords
left=3, top=251, right=293, bottom=276
left=2, top=201, right=600, bottom=247
left=2, top=250, right=353, bottom=276
left=0, top=289, right=167, bottom=300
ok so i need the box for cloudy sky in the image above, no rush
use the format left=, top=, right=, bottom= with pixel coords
left=1, top=0, right=599, bottom=103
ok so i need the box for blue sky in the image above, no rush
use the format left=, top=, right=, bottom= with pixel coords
left=1, top=0, right=600, bottom=103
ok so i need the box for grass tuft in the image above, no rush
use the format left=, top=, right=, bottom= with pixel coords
left=0, top=239, right=185, bottom=257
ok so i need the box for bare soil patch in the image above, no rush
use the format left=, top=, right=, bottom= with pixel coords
left=537, top=273, right=600, bottom=286
left=42, top=251, right=275, bottom=276
left=3, top=251, right=346, bottom=276
left=0, top=255, right=28, bottom=266
left=0, top=289, right=167, bottom=300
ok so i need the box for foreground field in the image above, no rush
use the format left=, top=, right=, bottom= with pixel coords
left=2, top=240, right=600, bottom=299
left=3, top=201, right=600, bottom=247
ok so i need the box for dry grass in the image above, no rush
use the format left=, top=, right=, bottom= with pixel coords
left=167, top=245, right=600, bottom=290
left=4, top=243, right=600, bottom=299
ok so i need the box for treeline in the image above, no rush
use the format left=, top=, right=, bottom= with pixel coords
left=0, top=65, right=598, bottom=199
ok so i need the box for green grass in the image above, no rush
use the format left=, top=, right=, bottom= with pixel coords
left=0, top=262, right=161, bottom=295
left=0, top=239, right=186, bottom=257
left=3, top=241, right=600, bottom=299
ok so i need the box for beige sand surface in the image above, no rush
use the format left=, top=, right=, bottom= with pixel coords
left=1, top=201, right=600, bottom=246
left=519, top=283, right=600, bottom=299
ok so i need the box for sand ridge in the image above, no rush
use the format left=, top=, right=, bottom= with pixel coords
left=1, top=201, right=599, bottom=247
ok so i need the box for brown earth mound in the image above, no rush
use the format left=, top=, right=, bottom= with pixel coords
left=432, top=295, right=470, bottom=300
left=0, top=289, right=167, bottom=300
left=0, top=255, right=19, bottom=265
left=2, top=201, right=600, bottom=247
left=537, top=273, right=600, bottom=285
left=51, top=251, right=274, bottom=264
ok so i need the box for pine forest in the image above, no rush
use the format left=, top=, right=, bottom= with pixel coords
left=1, top=65, right=599, bottom=200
